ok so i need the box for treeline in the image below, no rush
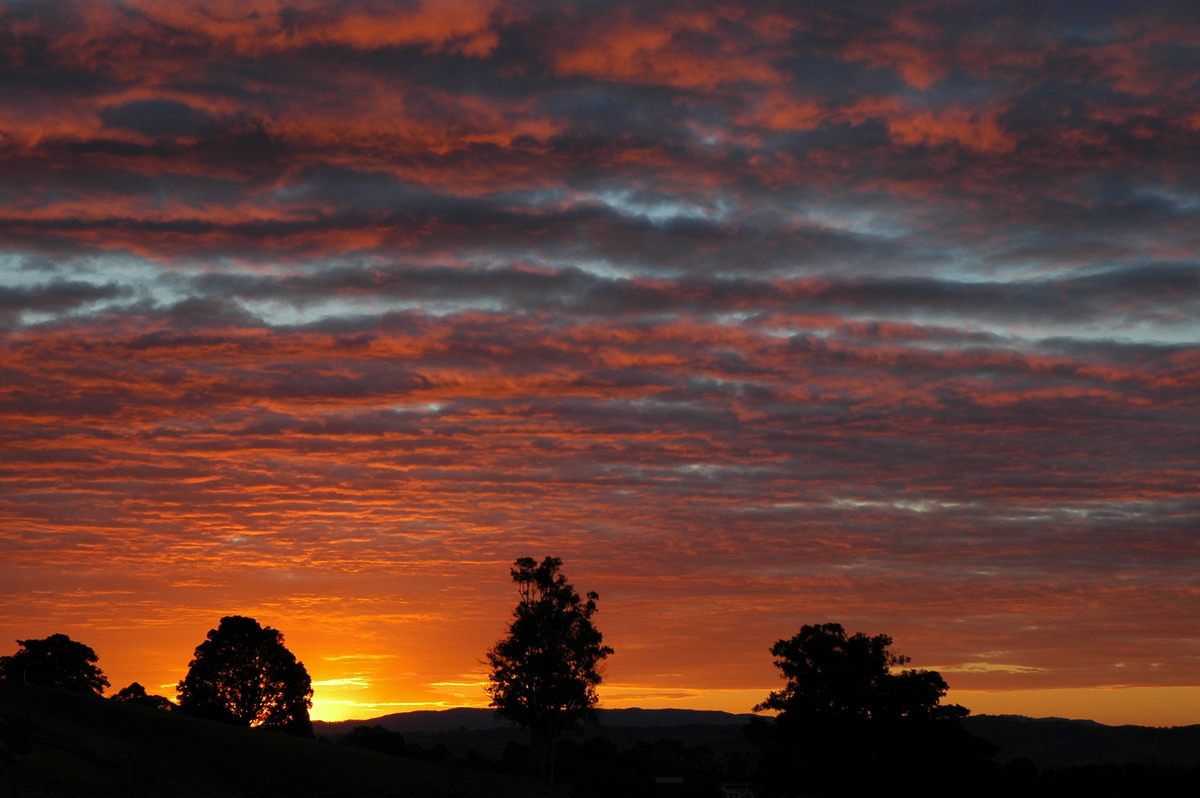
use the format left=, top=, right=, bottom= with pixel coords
left=336, top=724, right=751, bottom=797
left=0, top=615, right=314, bottom=736
left=3, top=557, right=1198, bottom=797
left=331, top=716, right=1200, bottom=798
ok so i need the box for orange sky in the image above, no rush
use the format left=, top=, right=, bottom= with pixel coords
left=1, top=0, right=1198, bottom=728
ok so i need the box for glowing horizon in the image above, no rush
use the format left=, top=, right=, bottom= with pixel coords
left=22, top=596, right=1199, bottom=728
left=2, top=0, right=1198, bottom=731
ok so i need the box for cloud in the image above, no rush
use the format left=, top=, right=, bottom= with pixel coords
left=0, top=279, right=129, bottom=319
left=1, top=0, right=1198, bottom=721
left=99, top=100, right=222, bottom=139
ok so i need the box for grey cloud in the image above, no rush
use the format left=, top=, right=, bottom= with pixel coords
left=176, top=261, right=1200, bottom=335
left=99, top=99, right=222, bottom=139
left=0, top=279, right=127, bottom=311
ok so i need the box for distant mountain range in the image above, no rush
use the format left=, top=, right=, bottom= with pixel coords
left=314, top=707, right=753, bottom=736
left=963, top=714, right=1200, bottom=771
left=314, top=707, right=1200, bottom=772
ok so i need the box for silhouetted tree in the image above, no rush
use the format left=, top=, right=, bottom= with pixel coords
left=486, top=556, right=613, bottom=779
left=177, top=615, right=313, bottom=736
left=0, top=634, right=109, bottom=695
left=748, top=622, right=993, bottom=797
left=111, top=681, right=175, bottom=711
left=338, top=724, right=406, bottom=756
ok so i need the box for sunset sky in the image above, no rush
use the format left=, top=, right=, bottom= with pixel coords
left=2, top=0, right=1198, bottom=727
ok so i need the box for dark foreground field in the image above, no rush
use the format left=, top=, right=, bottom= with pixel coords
left=0, top=682, right=566, bottom=798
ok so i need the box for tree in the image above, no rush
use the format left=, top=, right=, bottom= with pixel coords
left=177, top=615, right=313, bottom=737
left=0, top=634, right=109, bottom=695
left=748, top=623, right=993, bottom=797
left=486, top=556, right=614, bottom=779
left=111, top=681, right=175, bottom=711
left=338, top=724, right=406, bottom=756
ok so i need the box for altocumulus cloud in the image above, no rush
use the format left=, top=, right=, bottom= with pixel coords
left=1, top=0, right=1198, bottom=720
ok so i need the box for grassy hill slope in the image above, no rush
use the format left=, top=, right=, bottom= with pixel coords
left=0, top=682, right=566, bottom=798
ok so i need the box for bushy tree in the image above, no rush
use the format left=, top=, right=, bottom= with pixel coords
left=338, top=724, right=406, bottom=756
left=749, top=623, right=993, bottom=796
left=486, top=556, right=613, bottom=778
left=111, top=681, right=175, bottom=711
left=0, top=634, right=109, bottom=695
left=177, top=615, right=313, bottom=736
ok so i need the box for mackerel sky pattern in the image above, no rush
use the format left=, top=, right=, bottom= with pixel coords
left=1, top=0, right=1198, bottom=721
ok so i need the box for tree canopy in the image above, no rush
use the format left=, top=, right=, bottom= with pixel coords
left=753, top=622, right=966, bottom=723
left=0, top=634, right=109, bottom=695
left=749, top=623, right=992, bottom=796
left=486, top=556, right=613, bottom=778
left=176, top=615, right=313, bottom=737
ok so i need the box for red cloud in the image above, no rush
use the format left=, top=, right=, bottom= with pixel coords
left=551, top=7, right=790, bottom=89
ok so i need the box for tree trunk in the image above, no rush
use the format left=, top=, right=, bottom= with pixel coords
left=529, top=725, right=557, bottom=780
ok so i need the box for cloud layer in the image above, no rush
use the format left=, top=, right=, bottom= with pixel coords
left=1, top=0, right=1198, bottom=722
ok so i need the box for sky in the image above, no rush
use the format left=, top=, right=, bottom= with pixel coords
left=1, top=0, right=1198, bottom=727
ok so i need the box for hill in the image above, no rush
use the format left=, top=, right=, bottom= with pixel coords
left=0, top=682, right=566, bottom=798
left=316, top=706, right=1200, bottom=773
left=962, top=714, right=1200, bottom=771
left=314, top=706, right=754, bottom=737
left=314, top=707, right=761, bottom=764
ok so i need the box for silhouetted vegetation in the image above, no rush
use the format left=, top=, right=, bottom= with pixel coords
left=4, top=606, right=1196, bottom=797
left=747, top=622, right=995, bottom=797
left=0, top=681, right=566, bottom=797
left=112, top=681, right=175, bottom=711
left=983, top=755, right=1200, bottom=797
left=0, top=633, right=109, bottom=695
left=337, top=723, right=406, bottom=756
left=7, top=677, right=1194, bottom=798
left=314, top=706, right=1200, bottom=798
left=486, top=556, right=614, bottom=778
left=325, top=715, right=756, bottom=797
left=177, top=615, right=314, bottom=737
